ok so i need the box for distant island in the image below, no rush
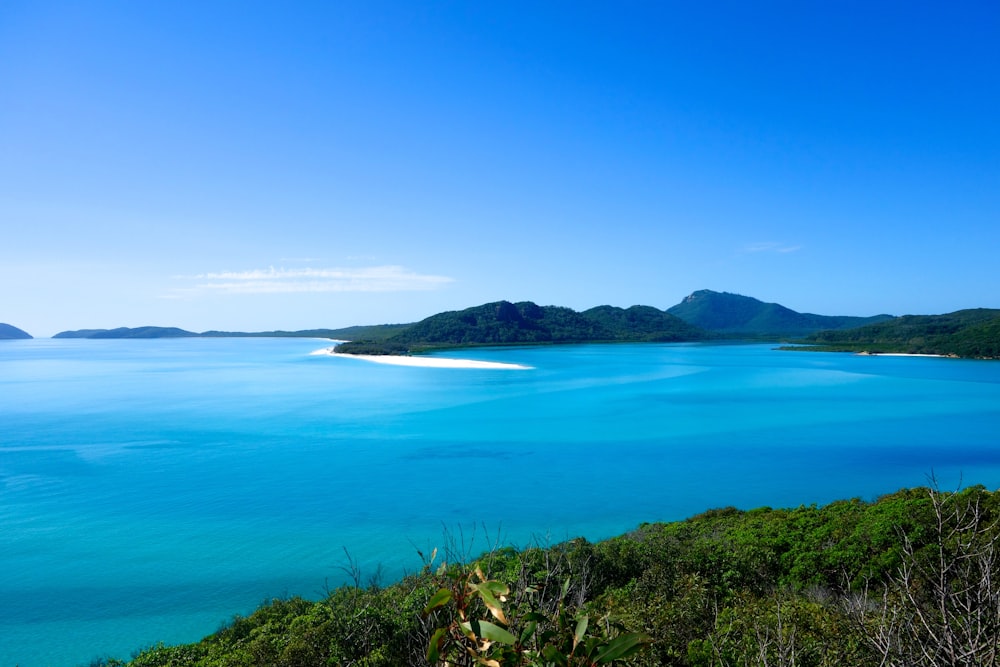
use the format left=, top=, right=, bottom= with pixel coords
left=47, top=289, right=1000, bottom=359
left=0, top=323, right=32, bottom=340
left=54, top=326, right=200, bottom=339
left=52, top=323, right=412, bottom=341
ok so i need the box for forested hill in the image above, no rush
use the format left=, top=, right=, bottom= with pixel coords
left=0, top=322, right=32, bottom=339
left=667, top=289, right=892, bottom=337
left=799, top=308, right=1000, bottom=358
left=336, top=301, right=707, bottom=354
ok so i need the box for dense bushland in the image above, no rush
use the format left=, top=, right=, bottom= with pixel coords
left=800, top=309, right=1000, bottom=358
left=103, top=484, right=999, bottom=666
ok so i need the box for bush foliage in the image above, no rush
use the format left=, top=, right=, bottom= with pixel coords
left=105, top=484, right=1000, bottom=667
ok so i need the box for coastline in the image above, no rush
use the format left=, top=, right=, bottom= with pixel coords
left=311, top=346, right=532, bottom=369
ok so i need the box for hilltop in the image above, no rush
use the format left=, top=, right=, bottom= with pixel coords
left=666, top=289, right=893, bottom=337
left=0, top=323, right=32, bottom=339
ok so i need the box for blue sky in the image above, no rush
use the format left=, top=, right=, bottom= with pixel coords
left=1, top=1, right=997, bottom=336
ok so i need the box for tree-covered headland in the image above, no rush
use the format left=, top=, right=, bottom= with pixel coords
left=787, top=309, right=1000, bottom=359
left=107, top=483, right=1000, bottom=666
left=335, top=300, right=709, bottom=355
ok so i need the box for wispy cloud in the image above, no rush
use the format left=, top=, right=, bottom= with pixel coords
left=740, top=242, right=802, bottom=254
left=165, top=265, right=454, bottom=298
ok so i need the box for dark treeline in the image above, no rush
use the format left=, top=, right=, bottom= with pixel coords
left=101, top=484, right=1000, bottom=666
left=798, top=309, right=1000, bottom=358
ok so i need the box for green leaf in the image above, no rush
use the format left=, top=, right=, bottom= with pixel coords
left=595, top=632, right=652, bottom=663
left=573, top=615, right=589, bottom=649
left=519, top=620, right=538, bottom=645
left=479, top=580, right=510, bottom=597
left=423, top=588, right=452, bottom=615
left=472, top=584, right=508, bottom=624
left=476, top=620, right=517, bottom=645
left=427, top=627, right=447, bottom=663
left=542, top=644, right=569, bottom=667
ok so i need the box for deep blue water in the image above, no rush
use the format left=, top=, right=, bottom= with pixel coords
left=2, top=339, right=999, bottom=666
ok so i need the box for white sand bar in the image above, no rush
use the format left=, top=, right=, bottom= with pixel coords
left=858, top=352, right=949, bottom=358
left=311, top=347, right=531, bottom=369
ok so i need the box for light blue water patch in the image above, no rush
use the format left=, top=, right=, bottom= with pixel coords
left=2, top=339, right=999, bottom=666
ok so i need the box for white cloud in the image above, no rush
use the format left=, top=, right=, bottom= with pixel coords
left=165, top=265, right=454, bottom=298
left=741, top=242, right=802, bottom=254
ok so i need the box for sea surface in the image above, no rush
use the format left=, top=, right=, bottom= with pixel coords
left=2, top=338, right=1000, bottom=666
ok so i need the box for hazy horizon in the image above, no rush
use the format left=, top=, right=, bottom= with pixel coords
left=3, top=2, right=998, bottom=337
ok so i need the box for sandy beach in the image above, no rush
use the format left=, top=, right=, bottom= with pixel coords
left=311, top=347, right=531, bottom=369
left=857, top=352, right=950, bottom=358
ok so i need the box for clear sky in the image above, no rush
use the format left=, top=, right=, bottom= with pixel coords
left=2, top=1, right=998, bottom=337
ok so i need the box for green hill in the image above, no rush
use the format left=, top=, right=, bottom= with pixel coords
left=799, top=308, right=1000, bottom=358
left=0, top=323, right=32, bottom=339
left=336, top=300, right=707, bottom=354
left=667, top=289, right=892, bottom=337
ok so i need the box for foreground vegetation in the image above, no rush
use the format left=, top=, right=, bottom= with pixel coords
left=102, top=483, right=1000, bottom=666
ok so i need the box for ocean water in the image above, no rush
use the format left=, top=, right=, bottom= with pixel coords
left=2, top=338, right=999, bottom=666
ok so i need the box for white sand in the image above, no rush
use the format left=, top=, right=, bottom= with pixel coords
left=311, top=347, right=531, bottom=369
left=858, top=352, right=949, bottom=358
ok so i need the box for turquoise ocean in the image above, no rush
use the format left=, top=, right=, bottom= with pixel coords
left=2, top=338, right=1000, bottom=666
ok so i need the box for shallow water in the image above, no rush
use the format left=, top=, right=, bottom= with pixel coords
left=2, top=339, right=999, bottom=666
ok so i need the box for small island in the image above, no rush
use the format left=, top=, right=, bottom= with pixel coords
left=0, top=322, right=32, bottom=339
